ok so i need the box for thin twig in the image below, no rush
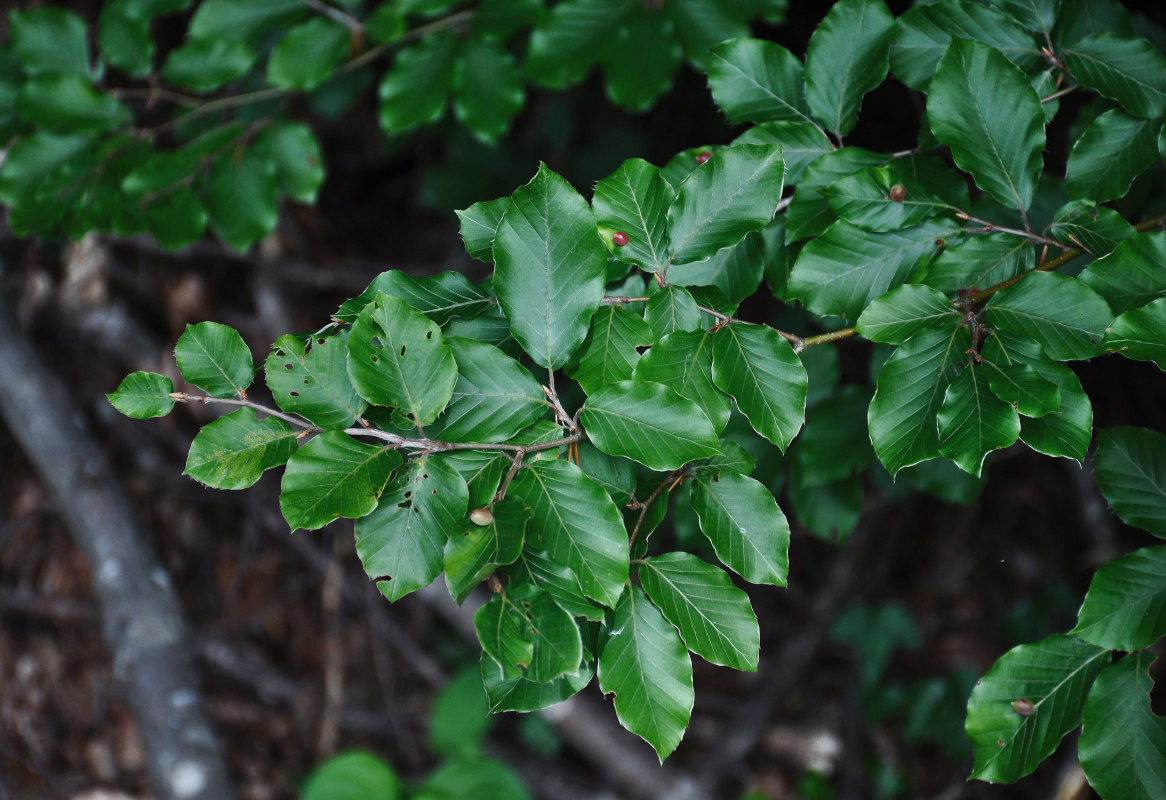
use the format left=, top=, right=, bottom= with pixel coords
left=171, top=392, right=314, bottom=430
left=628, top=470, right=683, bottom=553
left=303, top=0, right=362, bottom=32
left=1041, top=84, right=1078, bottom=104
left=955, top=211, right=1065, bottom=250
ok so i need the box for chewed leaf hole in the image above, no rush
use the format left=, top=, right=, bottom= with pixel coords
left=284, top=363, right=294, bottom=370
left=370, top=355, right=378, bottom=363
left=289, top=391, right=300, bottom=397
left=370, top=336, right=384, bottom=350
left=317, top=338, right=326, bottom=346
left=425, top=330, right=433, bottom=340
left=399, top=345, right=407, bottom=357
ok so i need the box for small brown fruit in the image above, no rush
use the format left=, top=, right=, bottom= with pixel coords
left=889, top=183, right=906, bottom=202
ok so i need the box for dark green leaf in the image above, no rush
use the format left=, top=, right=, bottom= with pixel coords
left=597, top=585, right=694, bottom=761
left=472, top=0, right=542, bottom=39
left=482, top=649, right=594, bottom=713
left=187, top=0, right=306, bottom=43
left=1079, top=232, right=1166, bottom=314
left=1054, top=0, right=1133, bottom=49
left=266, top=334, right=367, bottom=430
left=666, top=0, right=748, bottom=70
left=785, top=147, right=886, bottom=241
left=444, top=498, right=528, bottom=604
left=601, top=6, right=683, bottom=112
left=174, top=321, right=254, bottom=398
left=634, top=330, right=731, bottom=433
left=10, top=8, right=91, bottom=76
left=831, top=603, right=921, bottom=685
left=427, top=337, right=547, bottom=443
left=302, top=751, right=402, bottom=800
left=711, top=323, right=806, bottom=450
left=890, top=1, right=1039, bottom=91
left=144, top=189, right=207, bottom=250
left=0, top=132, right=93, bottom=207
left=822, top=165, right=953, bottom=232
left=732, top=121, right=833, bottom=185
left=377, top=33, right=458, bottom=133
left=504, top=549, right=605, bottom=622
left=924, top=234, right=1033, bottom=294
left=457, top=196, right=510, bottom=264
left=937, top=365, right=1021, bottom=476
left=443, top=449, right=508, bottom=510
left=789, top=220, right=956, bottom=320
left=568, top=306, right=652, bottom=395
left=985, top=272, right=1113, bottom=360
left=593, top=159, right=674, bottom=275
left=99, top=3, right=154, bottom=77
left=267, top=17, right=348, bottom=90
left=413, top=757, right=531, bottom=800
left=666, top=144, right=785, bottom=267
left=707, top=38, right=813, bottom=126
left=509, top=461, right=628, bottom=608
left=643, top=286, right=701, bottom=340
left=667, top=232, right=765, bottom=304
left=1066, top=110, right=1159, bottom=203
left=966, top=634, right=1109, bottom=782
left=1094, top=427, right=1166, bottom=538
left=991, top=0, right=1060, bottom=37
left=493, top=164, right=607, bottom=369
left=280, top=432, right=401, bottom=530
left=868, top=325, right=965, bottom=475
left=640, top=552, right=760, bottom=671
left=1079, top=653, right=1166, bottom=800
left=804, top=0, right=896, bottom=137
left=1073, top=545, right=1166, bottom=651
left=689, top=471, right=790, bottom=586
left=453, top=36, right=525, bottom=144
left=1104, top=296, right=1166, bottom=372
left=429, top=666, right=490, bottom=756
left=347, top=292, right=457, bottom=427
left=366, top=4, right=405, bottom=42
left=256, top=122, right=324, bottom=204
left=204, top=149, right=278, bottom=251
left=927, top=39, right=1044, bottom=210
left=789, top=471, right=863, bottom=542
left=581, top=380, right=721, bottom=471
left=357, top=455, right=468, bottom=601
left=1063, top=33, right=1166, bottom=119
left=337, top=270, right=493, bottom=326
left=107, top=371, right=176, bottom=419
left=856, top=284, right=961, bottom=344
left=525, top=0, right=635, bottom=88
left=16, top=74, right=132, bottom=132
left=183, top=408, right=297, bottom=489
left=1050, top=201, right=1135, bottom=258
left=475, top=590, right=534, bottom=680
left=793, top=384, right=875, bottom=486
left=985, top=363, right=1061, bottom=418
left=161, top=38, right=256, bottom=92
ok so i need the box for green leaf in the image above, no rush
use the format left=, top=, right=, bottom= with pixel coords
left=1063, top=33, right=1166, bottom=119
left=890, top=1, right=1039, bottom=91
left=266, top=334, right=367, bottom=430
left=413, top=757, right=531, bottom=800
left=634, top=330, right=731, bottom=434
left=183, top=408, right=297, bottom=489
left=482, top=650, right=594, bottom=713
left=279, top=431, right=401, bottom=531
left=16, top=74, right=132, bottom=132
left=504, top=549, right=604, bottom=622
left=667, top=232, right=765, bottom=304
left=377, top=33, right=458, bottom=133
left=453, top=36, right=525, bottom=144
left=0, top=132, right=93, bottom=207
left=710, top=323, right=807, bottom=450
left=580, top=380, right=721, bottom=471
left=985, top=272, right=1113, bottom=361
left=868, top=326, right=965, bottom=475
left=984, top=363, right=1060, bottom=418
left=789, top=219, right=955, bottom=320
left=144, top=189, right=207, bottom=250
left=966, top=634, right=1109, bottom=782
left=444, top=499, right=528, bottom=604
left=1065, top=110, right=1159, bottom=203
left=99, top=3, right=154, bottom=77
left=593, top=159, right=674, bottom=275
left=476, top=583, right=583, bottom=683
left=267, top=16, right=348, bottom=90
left=707, top=38, right=814, bottom=126
left=639, top=552, right=759, bottom=671
left=356, top=455, right=468, bottom=601
left=831, top=603, right=922, bottom=685
left=856, top=284, right=961, bottom=344
left=793, top=384, right=874, bottom=486
left=785, top=147, right=886, bottom=242
left=366, top=4, right=405, bottom=42
left=256, top=122, right=324, bottom=204
left=427, top=337, right=547, bottom=443
left=924, top=234, right=1033, bottom=294
left=689, top=471, right=790, bottom=586
left=576, top=443, right=637, bottom=507
left=937, top=365, right=1021, bottom=476
left=597, top=585, right=694, bottom=761
left=1094, top=427, right=1166, bottom=538
left=1050, top=201, right=1135, bottom=258
left=1073, top=545, right=1166, bottom=651
left=1104, top=296, right=1166, bottom=372
left=643, top=285, right=701, bottom=340
left=666, top=144, right=785, bottom=267
left=475, top=590, right=534, bottom=680
left=10, top=8, right=91, bottom=76
left=174, top=321, right=254, bottom=398
left=1054, top=0, right=1133, bottom=49
left=457, top=196, right=510, bottom=264
left=337, top=270, right=493, bottom=326
left=803, top=0, right=896, bottom=137
left=525, top=0, right=637, bottom=89
left=204, top=148, right=278, bottom=251
left=509, top=461, right=628, bottom=608
left=666, top=0, right=748, bottom=70
left=429, top=666, right=491, bottom=756
left=161, top=38, right=256, bottom=92
left=991, top=0, right=1060, bottom=36
left=927, top=39, right=1044, bottom=210
left=107, top=371, right=176, bottom=419
left=443, top=449, right=508, bottom=510
left=601, top=6, right=683, bottom=112
left=188, top=0, right=306, bottom=43
left=789, top=472, right=863, bottom=542
left=1079, top=653, right=1166, bottom=800
left=732, top=121, right=833, bottom=185
left=567, top=306, right=653, bottom=395
left=302, top=751, right=403, bottom=800
left=347, top=292, right=457, bottom=427
left=822, top=165, right=953, bottom=233
left=1079, top=232, right=1166, bottom=314
left=493, top=164, right=607, bottom=369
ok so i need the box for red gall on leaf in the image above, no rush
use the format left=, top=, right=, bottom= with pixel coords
left=612, top=231, right=629, bottom=247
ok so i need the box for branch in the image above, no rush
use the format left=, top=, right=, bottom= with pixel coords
left=0, top=313, right=235, bottom=800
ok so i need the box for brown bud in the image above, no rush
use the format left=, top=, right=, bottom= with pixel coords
left=889, top=183, right=906, bottom=202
